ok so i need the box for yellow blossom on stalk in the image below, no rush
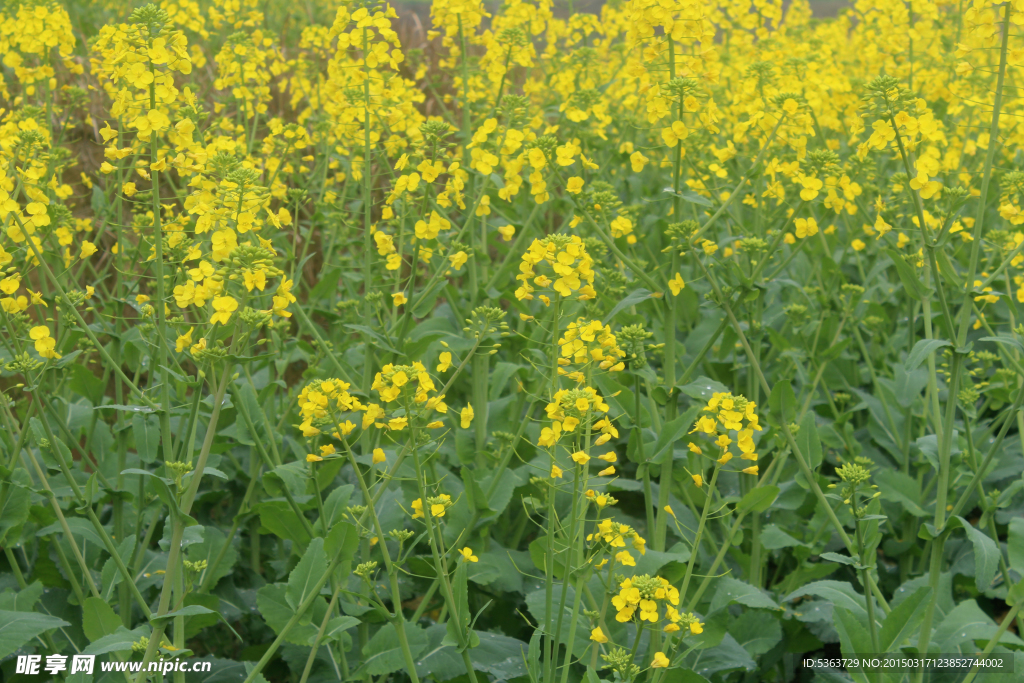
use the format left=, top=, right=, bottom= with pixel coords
left=571, top=451, right=590, bottom=465
left=392, top=292, right=407, bottom=306
left=459, top=547, right=478, bottom=563
left=372, top=448, right=386, bottom=464
left=551, top=464, right=563, bottom=479
left=211, top=296, right=238, bottom=325
left=437, top=352, right=452, bottom=372
left=566, top=177, right=584, bottom=194
left=30, top=326, right=60, bottom=360
left=669, top=273, right=685, bottom=296
left=515, top=234, right=596, bottom=302
left=175, top=328, right=193, bottom=353
left=590, top=627, right=608, bottom=643
left=611, top=575, right=679, bottom=624
left=460, top=405, right=474, bottom=428
left=652, top=653, right=670, bottom=668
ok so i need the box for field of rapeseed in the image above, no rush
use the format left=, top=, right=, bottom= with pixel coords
left=1, top=0, right=1023, bottom=681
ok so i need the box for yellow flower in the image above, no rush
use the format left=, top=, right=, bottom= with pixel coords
left=590, top=627, right=608, bottom=643
left=742, top=465, right=759, bottom=475
left=691, top=474, right=703, bottom=488
left=571, top=451, right=590, bottom=465
left=651, top=652, right=670, bottom=668
left=598, top=466, right=615, bottom=477
left=80, top=241, right=98, bottom=259
left=616, top=550, right=635, bottom=566
left=669, top=273, right=685, bottom=296
left=175, top=328, right=193, bottom=353
left=306, top=453, right=323, bottom=462
left=459, top=547, right=478, bottom=562
left=664, top=505, right=676, bottom=518
left=437, top=351, right=452, bottom=372
left=211, top=296, right=238, bottom=325
left=630, top=151, right=648, bottom=172
left=551, top=464, right=563, bottom=478
left=449, top=250, right=468, bottom=271
left=690, top=620, right=704, bottom=634
left=460, top=405, right=474, bottom=428
left=30, top=326, right=60, bottom=360
left=411, top=499, right=424, bottom=518
left=431, top=502, right=447, bottom=517
left=598, top=452, right=617, bottom=462
left=566, top=177, right=584, bottom=194
left=392, top=292, right=407, bottom=306
left=852, top=239, right=866, bottom=251
left=372, top=448, right=386, bottom=464
left=497, top=225, right=515, bottom=242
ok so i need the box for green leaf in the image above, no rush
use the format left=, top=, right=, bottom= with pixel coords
left=661, top=670, right=712, bottom=683
left=257, top=500, right=311, bottom=546
left=1008, top=517, right=1024, bottom=574
left=322, top=616, right=361, bottom=642
left=708, top=577, right=780, bottom=614
left=874, top=468, right=927, bottom=517
left=132, top=414, right=161, bottom=463
left=832, top=607, right=871, bottom=683
left=760, top=524, right=805, bottom=550
left=678, top=376, right=730, bottom=402
left=819, top=552, right=859, bottom=567
left=649, top=411, right=695, bottom=465
left=255, top=583, right=326, bottom=646
left=82, top=597, right=122, bottom=642
left=934, top=599, right=1024, bottom=651
left=0, top=611, right=71, bottom=658
left=785, top=581, right=868, bottom=622
left=768, top=380, right=797, bottom=426
left=737, top=485, right=779, bottom=514
left=885, top=248, right=932, bottom=301
left=904, top=338, right=951, bottom=371
left=361, top=623, right=428, bottom=677
left=83, top=626, right=149, bottom=656
left=797, top=412, right=823, bottom=471
left=287, top=537, right=327, bottom=621
left=0, top=469, right=31, bottom=545
left=186, top=526, right=237, bottom=591
left=949, top=516, right=999, bottom=593
left=730, top=609, right=782, bottom=657
left=149, top=604, right=216, bottom=627
left=879, top=586, right=930, bottom=651
left=979, top=335, right=1024, bottom=353
left=602, top=288, right=655, bottom=324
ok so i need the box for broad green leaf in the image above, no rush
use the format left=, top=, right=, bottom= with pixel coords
left=286, top=537, right=327, bottom=620
left=875, top=468, right=926, bottom=517
left=768, top=380, right=797, bottom=426
left=708, top=577, right=779, bottom=614
left=904, top=337, right=950, bottom=371
left=186, top=526, right=237, bottom=591
left=832, top=607, right=870, bottom=683
left=149, top=604, right=216, bottom=627
left=879, top=586, right=930, bottom=651
left=131, top=414, right=161, bottom=463
left=737, top=485, right=779, bottom=514
left=0, top=468, right=31, bottom=545
left=1008, top=517, right=1024, bottom=574
left=785, top=581, right=868, bottom=622
left=255, top=583, right=326, bottom=646
left=0, top=611, right=71, bottom=659
left=730, top=609, right=782, bottom=657
left=934, top=599, right=1024, bottom=651
left=797, top=412, right=822, bottom=471
left=361, top=623, right=428, bottom=677
left=0, top=581, right=44, bottom=612
left=760, top=524, right=805, bottom=550
left=885, top=248, right=932, bottom=301
left=83, top=626, right=149, bottom=656
left=949, top=516, right=999, bottom=593
left=82, top=597, right=122, bottom=642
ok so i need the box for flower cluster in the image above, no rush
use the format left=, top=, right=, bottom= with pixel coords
left=538, top=386, right=614, bottom=447
left=296, top=379, right=362, bottom=437
left=364, top=362, right=448, bottom=431
left=557, top=319, right=627, bottom=380
left=689, top=392, right=762, bottom=475
left=515, top=234, right=596, bottom=303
